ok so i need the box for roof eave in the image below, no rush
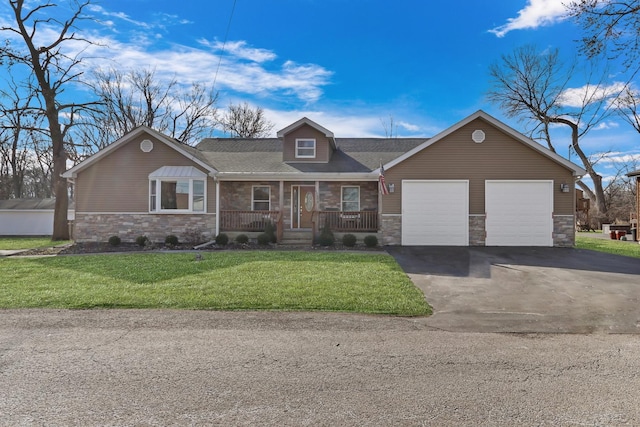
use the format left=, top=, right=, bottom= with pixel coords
left=215, top=172, right=375, bottom=181
left=61, top=126, right=218, bottom=178
left=382, top=110, right=587, bottom=176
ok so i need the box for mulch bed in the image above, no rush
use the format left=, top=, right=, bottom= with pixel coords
left=16, top=241, right=382, bottom=256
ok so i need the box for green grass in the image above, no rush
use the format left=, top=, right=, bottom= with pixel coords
left=0, top=251, right=431, bottom=316
left=0, top=237, right=70, bottom=250
left=576, top=235, right=640, bottom=259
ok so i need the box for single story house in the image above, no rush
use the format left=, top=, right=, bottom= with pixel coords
left=62, top=110, right=586, bottom=247
left=0, top=198, right=75, bottom=236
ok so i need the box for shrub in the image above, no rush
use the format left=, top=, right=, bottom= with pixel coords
left=135, top=235, right=149, bottom=247
left=317, top=223, right=335, bottom=247
left=363, top=235, right=378, bottom=248
left=257, top=232, right=271, bottom=246
left=342, top=234, right=357, bottom=247
left=215, top=233, right=229, bottom=246
left=264, top=221, right=277, bottom=243
left=235, top=234, right=249, bottom=244
left=165, top=234, right=179, bottom=246
left=108, top=235, right=121, bottom=246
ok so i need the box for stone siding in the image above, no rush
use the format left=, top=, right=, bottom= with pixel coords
left=469, top=215, right=486, bottom=246
left=381, top=215, right=401, bottom=245
left=73, top=213, right=215, bottom=243
left=553, top=215, right=575, bottom=247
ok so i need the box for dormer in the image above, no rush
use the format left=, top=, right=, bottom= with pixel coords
left=277, top=117, right=337, bottom=163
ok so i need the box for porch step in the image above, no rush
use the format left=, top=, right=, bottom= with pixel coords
left=279, top=231, right=313, bottom=246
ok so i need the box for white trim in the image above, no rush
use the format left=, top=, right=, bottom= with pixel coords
left=341, top=185, right=360, bottom=212
left=252, top=185, right=271, bottom=211
left=149, top=177, right=207, bottom=213
left=295, top=138, right=316, bottom=159
left=380, top=110, right=586, bottom=177
left=215, top=173, right=375, bottom=181
left=215, top=180, right=220, bottom=236
left=277, top=117, right=334, bottom=138
left=75, top=211, right=215, bottom=215
left=62, top=126, right=217, bottom=178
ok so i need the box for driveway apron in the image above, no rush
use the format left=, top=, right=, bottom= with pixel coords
left=387, top=246, right=640, bottom=334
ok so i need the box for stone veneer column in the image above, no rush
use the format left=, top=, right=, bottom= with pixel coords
left=553, top=215, right=575, bottom=247
left=381, top=215, right=402, bottom=245
left=73, top=213, right=215, bottom=243
left=469, top=215, right=486, bottom=246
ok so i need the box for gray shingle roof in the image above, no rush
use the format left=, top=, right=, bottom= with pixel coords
left=0, top=198, right=75, bottom=210
left=196, top=138, right=427, bottom=173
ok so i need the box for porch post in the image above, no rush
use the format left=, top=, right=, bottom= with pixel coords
left=215, top=178, right=220, bottom=237
left=278, top=180, right=284, bottom=242
left=315, top=181, right=320, bottom=234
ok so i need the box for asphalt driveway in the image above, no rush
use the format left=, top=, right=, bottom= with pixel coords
left=387, top=246, right=640, bottom=334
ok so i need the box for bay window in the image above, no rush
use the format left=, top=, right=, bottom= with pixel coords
left=149, top=166, right=206, bottom=213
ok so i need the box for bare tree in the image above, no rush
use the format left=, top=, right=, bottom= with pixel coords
left=487, top=45, right=620, bottom=218
left=380, top=115, right=398, bottom=138
left=220, top=102, right=274, bottom=138
left=72, top=67, right=218, bottom=155
left=567, top=1, right=640, bottom=75
left=0, top=0, right=99, bottom=239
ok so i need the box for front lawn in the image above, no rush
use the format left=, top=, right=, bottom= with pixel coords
left=576, top=235, right=640, bottom=259
left=0, top=237, right=70, bottom=250
left=0, top=251, right=431, bottom=316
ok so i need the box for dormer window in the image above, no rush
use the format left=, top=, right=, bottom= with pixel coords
left=295, top=138, right=316, bottom=158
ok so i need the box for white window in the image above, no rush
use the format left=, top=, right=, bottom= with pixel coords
left=148, top=166, right=206, bottom=213
left=252, top=186, right=271, bottom=211
left=295, top=139, right=316, bottom=158
left=341, top=186, right=360, bottom=212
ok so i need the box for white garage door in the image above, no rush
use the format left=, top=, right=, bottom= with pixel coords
left=402, top=180, right=469, bottom=246
left=485, top=180, right=553, bottom=246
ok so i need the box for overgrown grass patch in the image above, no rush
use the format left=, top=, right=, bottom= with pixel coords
left=0, top=237, right=70, bottom=250
left=576, top=235, right=640, bottom=259
left=0, top=251, right=431, bottom=316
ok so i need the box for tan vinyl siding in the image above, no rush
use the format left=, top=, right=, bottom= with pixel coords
left=382, top=118, right=575, bottom=215
left=282, top=124, right=332, bottom=163
left=75, top=133, right=215, bottom=213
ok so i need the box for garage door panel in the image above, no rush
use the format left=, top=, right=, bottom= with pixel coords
left=402, top=180, right=468, bottom=246
left=486, top=180, right=553, bottom=247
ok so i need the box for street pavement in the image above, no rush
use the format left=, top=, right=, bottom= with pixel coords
left=1, top=309, right=639, bottom=426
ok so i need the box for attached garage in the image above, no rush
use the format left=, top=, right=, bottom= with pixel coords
left=485, top=180, right=553, bottom=246
left=401, top=180, right=469, bottom=246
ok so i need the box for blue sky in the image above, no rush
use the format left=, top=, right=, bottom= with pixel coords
left=1, top=0, right=639, bottom=181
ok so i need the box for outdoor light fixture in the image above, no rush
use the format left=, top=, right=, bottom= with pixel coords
left=560, top=183, right=570, bottom=193
left=388, top=183, right=395, bottom=193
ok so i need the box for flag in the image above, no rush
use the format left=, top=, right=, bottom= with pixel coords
left=379, top=163, right=389, bottom=195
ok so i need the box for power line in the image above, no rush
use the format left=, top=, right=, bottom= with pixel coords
left=212, top=0, right=237, bottom=90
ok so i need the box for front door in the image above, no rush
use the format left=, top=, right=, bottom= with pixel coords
left=292, top=185, right=315, bottom=229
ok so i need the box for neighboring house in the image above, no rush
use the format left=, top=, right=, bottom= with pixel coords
left=62, top=110, right=586, bottom=247
left=0, top=198, right=75, bottom=236
left=627, top=169, right=640, bottom=241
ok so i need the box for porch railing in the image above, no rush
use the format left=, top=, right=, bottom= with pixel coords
left=317, top=210, right=378, bottom=232
left=219, top=210, right=280, bottom=232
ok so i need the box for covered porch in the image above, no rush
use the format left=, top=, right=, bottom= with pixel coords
left=216, top=180, right=381, bottom=242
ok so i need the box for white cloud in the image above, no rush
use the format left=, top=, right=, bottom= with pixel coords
left=489, top=0, right=568, bottom=37
left=200, top=40, right=277, bottom=63
left=262, top=109, right=432, bottom=138
left=558, top=82, right=626, bottom=107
